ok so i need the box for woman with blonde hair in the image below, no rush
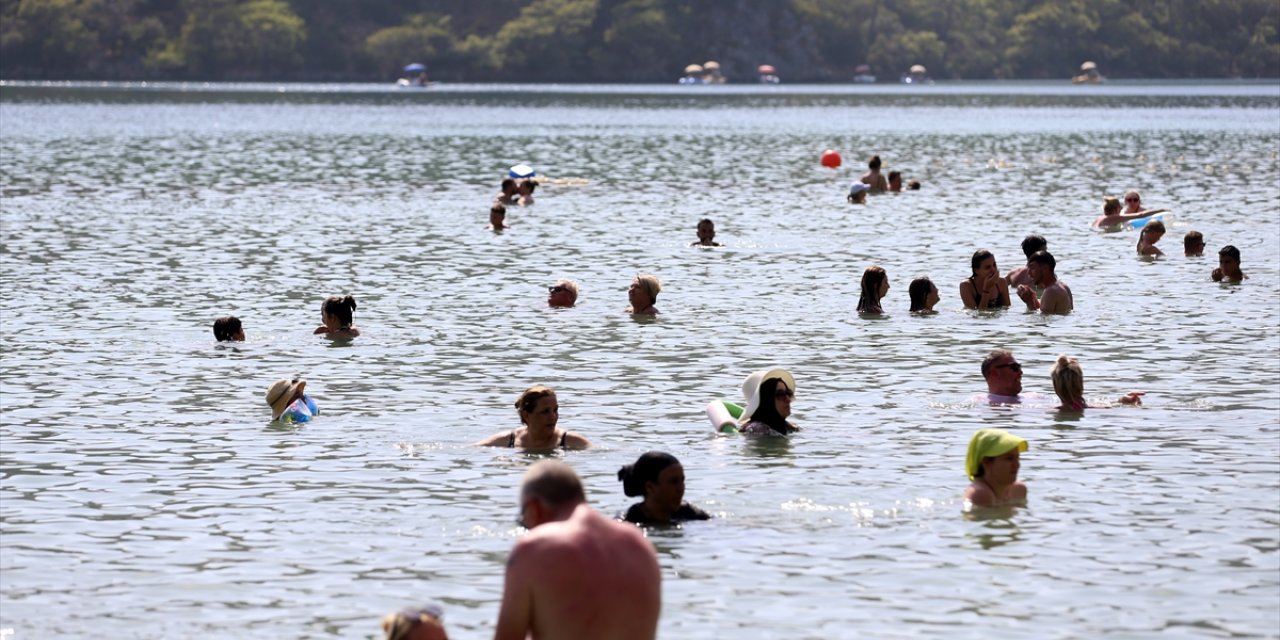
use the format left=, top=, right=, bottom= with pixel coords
left=1092, top=196, right=1160, bottom=230
left=477, top=385, right=592, bottom=450
left=1136, top=220, right=1166, bottom=256
left=1050, top=355, right=1144, bottom=411
left=626, top=274, right=662, bottom=315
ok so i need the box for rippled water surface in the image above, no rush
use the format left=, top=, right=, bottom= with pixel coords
left=2, top=81, right=1279, bottom=639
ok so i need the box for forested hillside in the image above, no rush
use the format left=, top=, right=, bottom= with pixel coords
left=2, top=0, right=1276, bottom=81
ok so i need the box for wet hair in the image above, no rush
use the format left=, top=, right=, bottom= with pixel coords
left=856, top=266, right=887, bottom=312
left=212, top=315, right=242, bottom=341
left=697, top=218, right=714, bottom=228
left=981, top=349, right=1013, bottom=380
left=907, top=180, right=921, bottom=190
left=750, top=377, right=794, bottom=434
left=1103, top=196, right=1121, bottom=214
left=1028, top=250, right=1055, bottom=270
left=522, top=460, right=585, bottom=507
left=617, top=451, right=680, bottom=498
left=1050, top=354, right=1084, bottom=407
left=969, top=249, right=995, bottom=278
left=322, top=295, right=357, bottom=327
left=381, top=606, right=444, bottom=640
left=868, top=155, right=882, bottom=170
left=1137, top=221, right=1166, bottom=250
left=501, top=178, right=517, bottom=193
left=514, top=385, right=556, bottom=424
left=634, top=274, right=662, bottom=302
left=888, top=170, right=901, bottom=182
left=1183, top=230, right=1204, bottom=251
left=519, top=179, right=537, bottom=194
left=490, top=203, right=506, bottom=216
left=908, top=277, right=934, bottom=312
left=1021, top=234, right=1047, bottom=258
left=1219, top=244, right=1241, bottom=261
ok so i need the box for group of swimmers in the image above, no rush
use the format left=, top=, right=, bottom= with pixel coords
left=487, top=177, right=537, bottom=230
left=846, top=154, right=922, bottom=203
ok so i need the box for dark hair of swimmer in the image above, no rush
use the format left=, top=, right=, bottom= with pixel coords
left=1137, top=220, right=1166, bottom=250
left=1219, top=244, right=1241, bottom=261
left=908, top=277, right=933, bottom=312
left=322, top=295, right=357, bottom=327
left=212, top=315, right=241, bottom=341
left=1103, top=196, right=1121, bottom=214
left=969, top=249, right=994, bottom=278
left=868, top=155, right=882, bottom=170
left=698, top=218, right=713, bottom=227
left=501, top=178, right=517, bottom=193
left=514, top=385, right=556, bottom=423
left=519, top=180, right=537, bottom=193
left=751, top=377, right=795, bottom=435
left=856, top=266, right=887, bottom=312
left=491, top=203, right=506, bottom=216
left=888, top=170, right=901, bottom=181
left=1021, top=234, right=1047, bottom=258
left=1184, top=230, right=1203, bottom=250
left=907, top=180, right=921, bottom=190
left=1028, top=250, right=1055, bottom=270
left=981, top=349, right=1013, bottom=380
left=617, top=451, right=680, bottom=498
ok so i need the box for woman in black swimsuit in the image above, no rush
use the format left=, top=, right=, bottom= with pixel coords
left=617, top=452, right=710, bottom=526
left=476, top=385, right=592, bottom=450
left=959, top=249, right=1011, bottom=310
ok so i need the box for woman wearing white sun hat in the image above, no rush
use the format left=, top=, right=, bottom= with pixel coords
left=737, top=368, right=799, bottom=436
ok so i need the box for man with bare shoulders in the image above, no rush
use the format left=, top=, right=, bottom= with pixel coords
left=494, top=460, right=660, bottom=640
left=1005, top=234, right=1046, bottom=289
left=1015, top=250, right=1072, bottom=315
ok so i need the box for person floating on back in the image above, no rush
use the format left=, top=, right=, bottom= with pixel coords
left=1212, top=244, right=1247, bottom=282
left=964, top=428, right=1028, bottom=508
left=626, top=274, right=661, bottom=315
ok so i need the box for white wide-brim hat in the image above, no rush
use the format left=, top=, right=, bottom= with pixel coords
left=740, top=368, right=796, bottom=422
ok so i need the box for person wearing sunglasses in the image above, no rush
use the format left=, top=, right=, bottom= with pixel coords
left=737, top=368, right=799, bottom=435
left=981, top=350, right=1025, bottom=404
left=1092, top=196, right=1162, bottom=231
left=547, top=279, right=578, bottom=308
left=496, top=460, right=660, bottom=640
left=1121, top=190, right=1167, bottom=217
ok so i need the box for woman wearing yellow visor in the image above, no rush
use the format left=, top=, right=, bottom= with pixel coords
left=964, top=428, right=1028, bottom=507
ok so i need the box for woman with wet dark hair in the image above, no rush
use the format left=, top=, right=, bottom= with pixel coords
left=617, top=451, right=710, bottom=525
left=212, top=315, right=244, bottom=342
left=959, top=249, right=1010, bottom=310
left=314, top=295, right=360, bottom=338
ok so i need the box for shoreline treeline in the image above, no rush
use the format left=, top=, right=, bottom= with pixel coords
left=2, top=0, right=1277, bottom=82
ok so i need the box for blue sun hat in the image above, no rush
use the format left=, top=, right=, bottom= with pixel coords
left=508, top=164, right=537, bottom=179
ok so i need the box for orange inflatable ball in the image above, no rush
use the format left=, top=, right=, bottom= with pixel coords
left=820, top=149, right=842, bottom=169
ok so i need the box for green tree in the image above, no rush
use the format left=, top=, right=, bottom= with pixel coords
left=1005, top=0, right=1103, bottom=79
left=1, top=0, right=99, bottom=75
left=488, top=0, right=598, bottom=80
left=365, top=13, right=457, bottom=79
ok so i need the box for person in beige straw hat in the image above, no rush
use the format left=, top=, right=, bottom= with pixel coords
left=737, top=368, right=798, bottom=436
left=265, top=377, right=318, bottom=423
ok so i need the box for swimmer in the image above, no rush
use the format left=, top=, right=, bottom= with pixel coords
left=959, top=249, right=1011, bottom=310
left=495, top=178, right=519, bottom=206
left=517, top=179, right=536, bottom=206
left=495, top=460, right=660, bottom=640
left=1184, top=230, right=1205, bottom=257
left=617, top=451, right=711, bottom=526
left=1050, top=354, right=1144, bottom=411
left=887, top=170, right=903, bottom=193
left=547, top=279, right=578, bottom=308
left=488, top=203, right=509, bottom=230
left=982, top=349, right=1022, bottom=403
left=860, top=155, right=889, bottom=193
left=314, top=295, right=360, bottom=338
left=381, top=604, right=447, bottom=640
left=907, top=180, right=921, bottom=190
left=691, top=218, right=721, bottom=247
left=1092, top=196, right=1158, bottom=230
left=265, top=377, right=319, bottom=423
left=1005, top=234, right=1047, bottom=288
left=737, top=368, right=798, bottom=436
left=908, top=277, right=939, bottom=313
left=626, top=274, right=661, bottom=316
left=212, top=315, right=244, bottom=342
left=1122, top=190, right=1167, bottom=216
left=1016, top=250, right=1073, bottom=314
left=1136, top=220, right=1166, bottom=256
left=477, top=385, right=591, bottom=450
left=856, top=266, right=889, bottom=315
left=964, top=428, right=1028, bottom=508
left=847, top=182, right=868, bottom=204
left=1212, top=244, right=1247, bottom=282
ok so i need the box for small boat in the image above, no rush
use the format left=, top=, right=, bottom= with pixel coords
left=853, top=64, right=876, bottom=83
left=902, top=64, right=931, bottom=85
left=757, top=64, right=779, bottom=84
left=1072, top=61, right=1104, bottom=84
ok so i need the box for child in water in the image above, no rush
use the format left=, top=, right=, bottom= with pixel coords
left=212, top=316, right=244, bottom=342
left=1136, top=220, right=1165, bottom=256
left=1212, top=245, right=1247, bottom=282
left=314, top=295, right=360, bottom=338
left=265, top=377, right=319, bottom=423
left=691, top=218, right=721, bottom=247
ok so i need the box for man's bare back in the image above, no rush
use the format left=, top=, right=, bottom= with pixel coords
left=1039, top=280, right=1073, bottom=314
left=495, top=464, right=660, bottom=640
